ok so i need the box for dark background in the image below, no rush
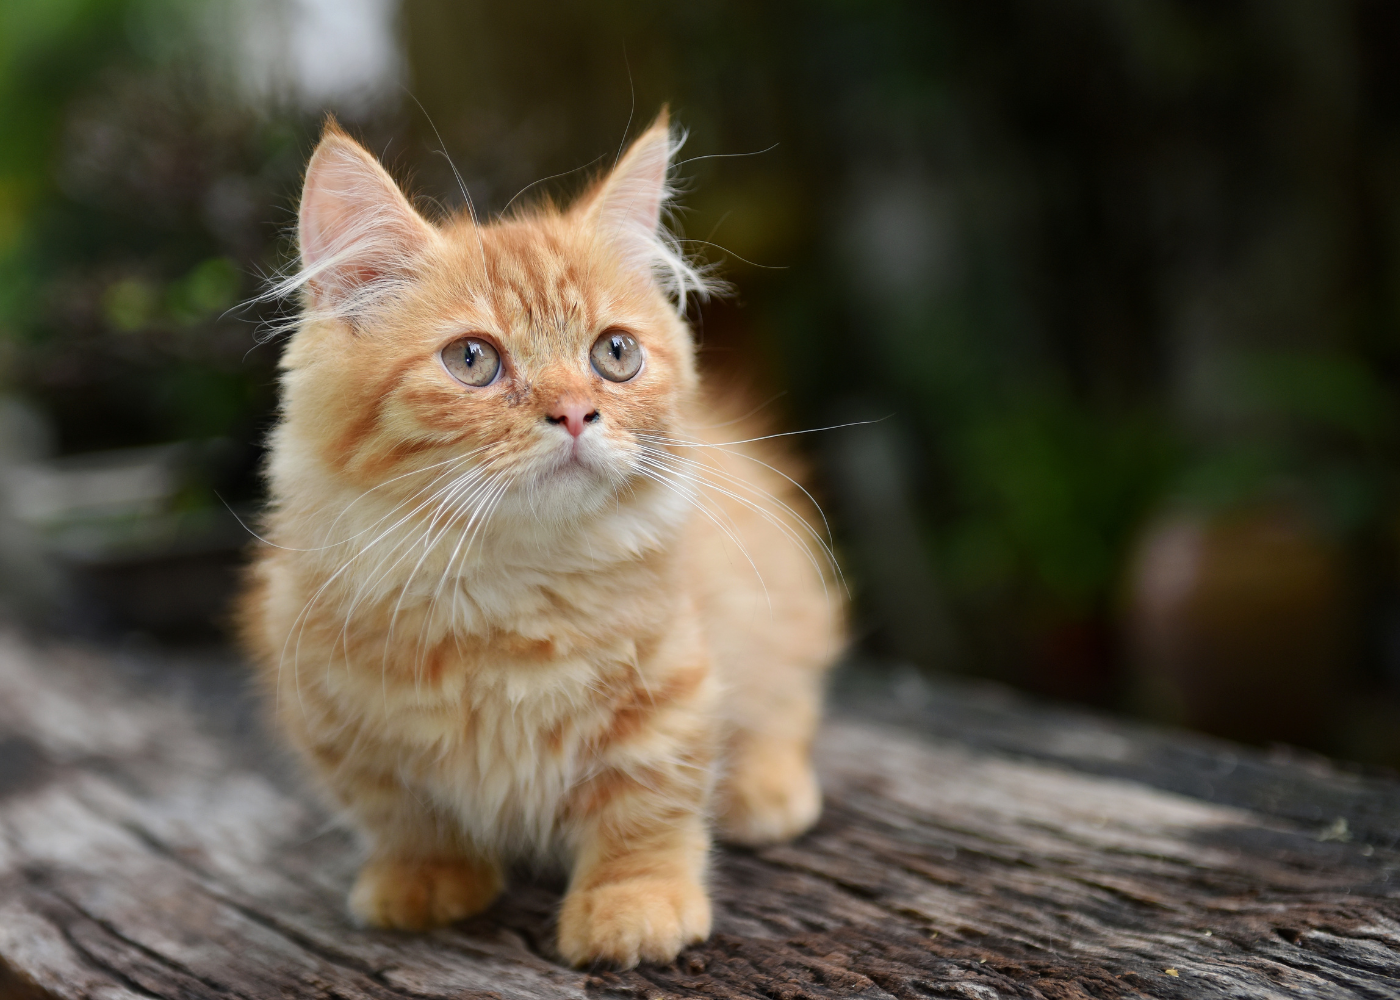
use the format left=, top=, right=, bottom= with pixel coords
left=4, top=0, right=1400, bottom=765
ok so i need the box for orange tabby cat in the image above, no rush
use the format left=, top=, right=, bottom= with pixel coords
left=238, top=111, right=842, bottom=968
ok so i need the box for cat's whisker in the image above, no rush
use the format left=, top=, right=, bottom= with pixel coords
left=319, top=450, right=489, bottom=550
left=638, top=450, right=834, bottom=607
left=412, top=465, right=510, bottom=660
left=405, top=89, right=490, bottom=279
left=636, top=431, right=837, bottom=549
left=641, top=453, right=837, bottom=607
left=633, top=446, right=834, bottom=591
left=629, top=462, right=772, bottom=614
left=630, top=452, right=754, bottom=565
left=636, top=419, right=883, bottom=449
left=314, top=469, right=484, bottom=658
left=294, top=457, right=493, bottom=690
left=412, top=470, right=514, bottom=679
left=305, top=452, right=485, bottom=617
left=632, top=458, right=764, bottom=582
left=635, top=443, right=845, bottom=598
left=389, top=474, right=496, bottom=679
left=639, top=443, right=833, bottom=554
left=307, top=461, right=480, bottom=623
left=412, top=458, right=493, bottom=544
left=453, top=477, right=512, bottom=599
left=634, top=431, right=846, bottom=595
left=374, top=465, right=503, bottom=670
left=424, top=478, right=503, bottom=657
left=393, top=463, right=496, bottom=604
left=501, top=155, right=606, bottom=219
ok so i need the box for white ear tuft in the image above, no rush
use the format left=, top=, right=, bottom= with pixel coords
left=582, top=111, right=712, bottom=310
left=595, top=121, right=673, bottom=246
left=291, top=125, right=436, bottom=323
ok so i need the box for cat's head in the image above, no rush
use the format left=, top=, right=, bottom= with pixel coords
left=271, top=112, right=712, bottom=531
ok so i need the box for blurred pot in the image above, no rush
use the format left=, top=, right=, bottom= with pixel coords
left=1127, top=506, right=1347, bottom=747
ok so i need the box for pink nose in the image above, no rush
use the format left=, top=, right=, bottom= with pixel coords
left=545, top=399, right=599, bottom=438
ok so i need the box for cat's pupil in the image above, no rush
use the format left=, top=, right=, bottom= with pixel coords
left=611, top=337, right=623, bottom=360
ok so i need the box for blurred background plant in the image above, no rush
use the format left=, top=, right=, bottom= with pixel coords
left=3, top=0, right=1400, bottom=765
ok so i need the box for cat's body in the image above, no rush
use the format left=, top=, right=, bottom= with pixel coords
left=238, top=113, right=841, bottom=968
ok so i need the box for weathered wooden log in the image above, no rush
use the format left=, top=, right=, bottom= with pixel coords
left=0, top=632, right=1397, bottom=999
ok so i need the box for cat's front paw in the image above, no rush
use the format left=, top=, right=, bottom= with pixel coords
left=349, top=855, right=502, bottom=930
left=716, top=741, right=822, bottom=846
left=557, top=875, right=712, bottom=968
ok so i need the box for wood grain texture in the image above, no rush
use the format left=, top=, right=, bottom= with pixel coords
left=0, top=634, right=1396, bottom=1000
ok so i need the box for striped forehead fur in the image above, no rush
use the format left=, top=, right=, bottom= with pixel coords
left=255, top=113, right=715, bottom=338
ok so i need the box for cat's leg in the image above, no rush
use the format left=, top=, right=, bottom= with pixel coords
left=686, top=459, right=840, bottom=847
left=351, top=850, right=502, bottom=931
left=557, top=775, right=713, bottom=968
left=557, top=651, right=719, bottom=968
left=311, top=746, right=503, bottom=930
left=714, top=671, right=824, bottom=846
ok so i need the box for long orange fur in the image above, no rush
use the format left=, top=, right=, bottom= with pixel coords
left=237, top=111, right=843, bottom=968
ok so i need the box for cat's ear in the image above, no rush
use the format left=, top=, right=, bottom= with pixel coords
left=578, top=109, right=679, bottom=278
left=298, top=120, right=436, bottom=316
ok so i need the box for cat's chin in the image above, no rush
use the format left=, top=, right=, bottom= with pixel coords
left=508, top=454, right=685, bottom=534
left=509, top=460, right=620, bottom=524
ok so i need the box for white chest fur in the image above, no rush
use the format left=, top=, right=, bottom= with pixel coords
left=325, top=635, right=637, bottom=860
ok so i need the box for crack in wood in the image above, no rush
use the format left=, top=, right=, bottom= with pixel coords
left=53, top=918, right=176, bottom=1000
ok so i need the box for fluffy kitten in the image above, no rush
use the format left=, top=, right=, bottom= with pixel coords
left=237, top=111, right=842, bottom=968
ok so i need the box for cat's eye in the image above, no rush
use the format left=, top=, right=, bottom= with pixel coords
left=441, top=337, right=501, bottom=388
left=590, top=330, right=644, bottom=382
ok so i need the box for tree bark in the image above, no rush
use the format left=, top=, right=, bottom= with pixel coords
left=0, top=635, right=1395, bottom=1000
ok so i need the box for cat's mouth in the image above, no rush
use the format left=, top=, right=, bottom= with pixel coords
left=540, top=437, right=606, bottom=478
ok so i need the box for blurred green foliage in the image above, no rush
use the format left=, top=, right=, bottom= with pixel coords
left=394, top=0, right=1400, bottom=696
left=0, top=0, right=306, bottom=466
left=4, top=0, right=1400, bottom=711
left=943, top=395, right=1178, bottom=609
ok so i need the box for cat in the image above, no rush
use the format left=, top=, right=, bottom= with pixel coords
left=237, top=110, right=843, bottom=968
